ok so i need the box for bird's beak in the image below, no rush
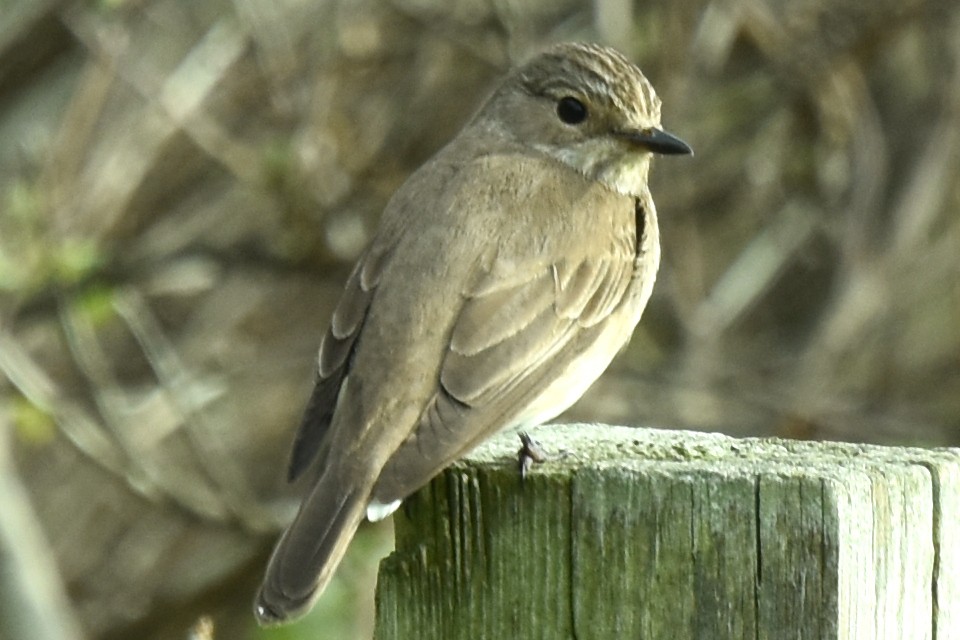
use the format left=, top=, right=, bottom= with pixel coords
left=619, top=127, right=693, bottom=156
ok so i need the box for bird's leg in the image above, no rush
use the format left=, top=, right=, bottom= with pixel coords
left=517, top=431, right=548, bottom=483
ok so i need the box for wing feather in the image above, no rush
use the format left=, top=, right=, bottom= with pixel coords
left=287, top=245, right=392, bottom=481
left=372, top=250, right=639, bottom=502
left=555, top=259, right=611, bottom=320
left=449, top=270, right=557, bottom=357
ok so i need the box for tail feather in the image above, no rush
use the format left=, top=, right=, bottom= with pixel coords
left=255, top=469, right=371, bottom=625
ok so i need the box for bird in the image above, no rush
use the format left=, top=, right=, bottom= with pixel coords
left=255, top=41, right=691, bottom=625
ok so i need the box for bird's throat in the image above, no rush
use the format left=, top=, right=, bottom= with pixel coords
left=541, top=142, right=652, bottom=197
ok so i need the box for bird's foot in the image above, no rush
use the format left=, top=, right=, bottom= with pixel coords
left=518, top=431, right=548, bottom=483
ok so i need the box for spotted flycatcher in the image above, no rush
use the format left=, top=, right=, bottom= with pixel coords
left=256, top=41, right=691, bottom=624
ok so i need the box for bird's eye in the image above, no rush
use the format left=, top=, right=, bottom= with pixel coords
left=556, top=96, right=587, bottom=125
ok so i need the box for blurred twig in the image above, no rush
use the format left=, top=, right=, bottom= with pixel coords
left=0, top=412, right=84, bottom=640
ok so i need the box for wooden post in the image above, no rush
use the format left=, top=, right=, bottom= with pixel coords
left=374, top=424, right=959, bottom=640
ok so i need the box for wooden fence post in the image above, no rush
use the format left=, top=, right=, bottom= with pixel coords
left=374, top=424, right=959, bottom=640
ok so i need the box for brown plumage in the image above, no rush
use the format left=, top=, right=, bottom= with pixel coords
left=256, top=41, right=691, bottom=624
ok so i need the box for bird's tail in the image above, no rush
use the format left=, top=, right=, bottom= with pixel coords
left=255, top=467, right=371, bottom=625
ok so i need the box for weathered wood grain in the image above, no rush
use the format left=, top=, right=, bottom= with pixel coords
left=375, top=424, right=959, bottom=640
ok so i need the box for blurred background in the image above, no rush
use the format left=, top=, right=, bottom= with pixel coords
left=0, top=0, right=957, bottom=638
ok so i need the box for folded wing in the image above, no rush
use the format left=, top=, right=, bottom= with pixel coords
left=372, top=244, right=637, bottom=504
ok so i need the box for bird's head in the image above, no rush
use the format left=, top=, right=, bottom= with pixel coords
left=477, top=42, right=692, bottom=197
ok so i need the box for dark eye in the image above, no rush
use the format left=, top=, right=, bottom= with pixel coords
left=556, top=96, right=587, bottom=124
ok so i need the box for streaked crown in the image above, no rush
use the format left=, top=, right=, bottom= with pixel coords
left=518, top=42, right=662, bottom=127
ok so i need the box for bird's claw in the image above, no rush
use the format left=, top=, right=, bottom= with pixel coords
left=518, top=431, right=548, bottom=483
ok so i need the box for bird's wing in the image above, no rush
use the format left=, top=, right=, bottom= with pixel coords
left=372, top=224, right=641, bottom=503
left=287, top=244, right=393, bottom=481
